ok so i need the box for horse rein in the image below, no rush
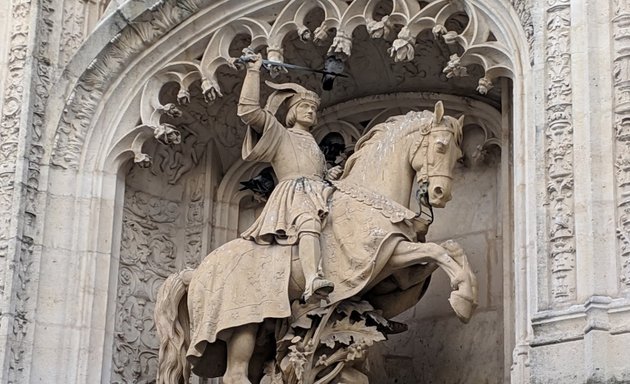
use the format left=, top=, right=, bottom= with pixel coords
left=414, top=128, right=434, bottom=224
left=415, top=181, right=434, bottom=224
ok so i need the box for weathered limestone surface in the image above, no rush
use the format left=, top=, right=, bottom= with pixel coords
left=0, top=0, right=628, bottom=383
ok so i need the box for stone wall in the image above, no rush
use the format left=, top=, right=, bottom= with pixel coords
left=0, top=0, right=628, bottom=383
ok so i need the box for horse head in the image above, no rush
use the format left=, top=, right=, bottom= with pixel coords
left=411, top=101, right=464, bottom=208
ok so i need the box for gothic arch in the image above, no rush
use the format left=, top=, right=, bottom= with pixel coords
left=33, top=0, right=533, bottom=381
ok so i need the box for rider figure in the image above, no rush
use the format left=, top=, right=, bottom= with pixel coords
left=237, top=51, right=339, bottom=301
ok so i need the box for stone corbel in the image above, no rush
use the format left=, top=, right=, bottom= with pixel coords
left=109, top=124, right=163, bottom=168
left=437, top=3, right=513, bottom=94
left=130, top=129, right=155, bottom=168
left=389, top=26, right=416, bottom=62
left=328, top=30, right=354, bottom=59
left=137, top=63, right=199, bottom=150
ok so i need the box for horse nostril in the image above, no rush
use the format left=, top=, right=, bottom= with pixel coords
left=434, top=186, right=443, bottom=196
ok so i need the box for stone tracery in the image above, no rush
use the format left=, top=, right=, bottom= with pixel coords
left=126, top=0, right=512, bottom=173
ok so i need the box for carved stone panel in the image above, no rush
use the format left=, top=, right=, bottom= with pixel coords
left=112, top=153, right=208, bottom=383
left=544, top=0, right=577, bottom=305
left=112, top=189, right=181, bottom=384
left=0, top=0, right=54, bottom=382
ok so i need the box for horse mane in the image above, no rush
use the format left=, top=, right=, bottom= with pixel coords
left=341, top=110, right=433, bottom=178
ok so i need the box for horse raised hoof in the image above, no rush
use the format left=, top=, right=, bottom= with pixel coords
left=448, top=290, right=477, bottom=324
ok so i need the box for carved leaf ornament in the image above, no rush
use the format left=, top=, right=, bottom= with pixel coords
left=267, top=299, right=392, bottom=384
left=319, top=317, right=385, bottom=349
left=125, top=0, right=513, bottom=168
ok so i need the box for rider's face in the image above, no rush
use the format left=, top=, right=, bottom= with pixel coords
left=295, top=101, right=317, bottom=128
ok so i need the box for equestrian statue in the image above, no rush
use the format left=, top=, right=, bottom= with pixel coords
left=155, top=52, right=478, bottom=384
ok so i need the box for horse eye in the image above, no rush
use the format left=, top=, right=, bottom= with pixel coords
left=435, top=140, right=448, bottom=153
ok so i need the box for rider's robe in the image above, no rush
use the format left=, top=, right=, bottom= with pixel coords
left=239, top=110, right=332, bottom=245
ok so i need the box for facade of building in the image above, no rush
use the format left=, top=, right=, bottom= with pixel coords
left=0, top=0, right=628, bottom=382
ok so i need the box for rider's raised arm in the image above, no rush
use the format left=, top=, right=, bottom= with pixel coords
left=237, top=54, right=266, bottom=134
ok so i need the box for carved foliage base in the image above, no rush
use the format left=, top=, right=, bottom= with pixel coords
left=262, top=298, right=394, bottom=384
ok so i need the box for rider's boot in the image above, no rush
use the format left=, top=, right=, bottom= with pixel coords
left=299, top=232, right=334, bottom=303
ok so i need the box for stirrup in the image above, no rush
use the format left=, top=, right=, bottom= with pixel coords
left=302, top=277, right=335, bottom=303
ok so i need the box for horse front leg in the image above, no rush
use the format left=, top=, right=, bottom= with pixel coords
left=390, top=240, right=478, bottom=323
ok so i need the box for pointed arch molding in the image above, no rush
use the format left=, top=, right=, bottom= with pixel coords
left=49, top=0, right=527, bottom=170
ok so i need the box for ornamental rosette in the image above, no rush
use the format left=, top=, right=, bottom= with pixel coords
left=477, top=77, right=494, bottom=94
left=328, top=31, right=353, bottom=60
left=153, top=123, right=181, bottom=145
left=201, top=76, right=223, bottom=102
left=388, top=27, right=415, bottom=62
left=443, top=54, right=468, bottom=78
left=133, top=153, right=152, bottom=168
left=366, top=16, right=391, bottom=39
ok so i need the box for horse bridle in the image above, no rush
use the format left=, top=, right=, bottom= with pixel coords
left=415, top=180, right=434, bottom=224
left=412, top=123, right=458, bottom=225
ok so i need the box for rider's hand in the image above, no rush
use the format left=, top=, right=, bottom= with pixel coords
left=327, top=165, right=343, bottom=180
left=241, top=48, right=263, bottom=71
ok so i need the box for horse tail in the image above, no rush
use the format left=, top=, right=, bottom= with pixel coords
left=155, top=269, right=193, bottom=384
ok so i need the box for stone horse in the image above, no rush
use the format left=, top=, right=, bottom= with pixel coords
left=155, top=101, right=478, bottom=383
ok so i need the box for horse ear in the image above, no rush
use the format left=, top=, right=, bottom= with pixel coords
left=457, top=115, right=465, bottom=127
left=434, top=101, right=444, bottom=124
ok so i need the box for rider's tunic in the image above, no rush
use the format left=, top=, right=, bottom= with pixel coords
left=241, top=110, right=332, bottom=245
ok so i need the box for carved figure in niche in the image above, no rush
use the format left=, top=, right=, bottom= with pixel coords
left=151, top=128, right=204, bottom=185
left=155, top=67, right=477, bottom=384
left=238, top=53, right=339, bottom=302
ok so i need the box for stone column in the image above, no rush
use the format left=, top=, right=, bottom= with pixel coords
left=528, top=0, right=630, bottom=382
left=0, top=0, right=56, bottom=382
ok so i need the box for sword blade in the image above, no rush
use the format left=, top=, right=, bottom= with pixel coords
left=261, top=59, right=348, bottom=78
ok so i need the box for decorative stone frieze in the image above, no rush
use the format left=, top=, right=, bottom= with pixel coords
left=59, top=0, right=113, bottom=67
left=59, top=0, right=86, bottom=68
left=544, top=0, right=576, bottom=304
left=52, top=0, right=208, bottom=169
left=0, top=0, right=55, bottom=382
left=184, top=175, right=205, bottom=268
left=510, top=0, right=534, bottom=61
left=613, top=0, right=630, bottom=291
left=112, top=189, right=181, bottom=383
